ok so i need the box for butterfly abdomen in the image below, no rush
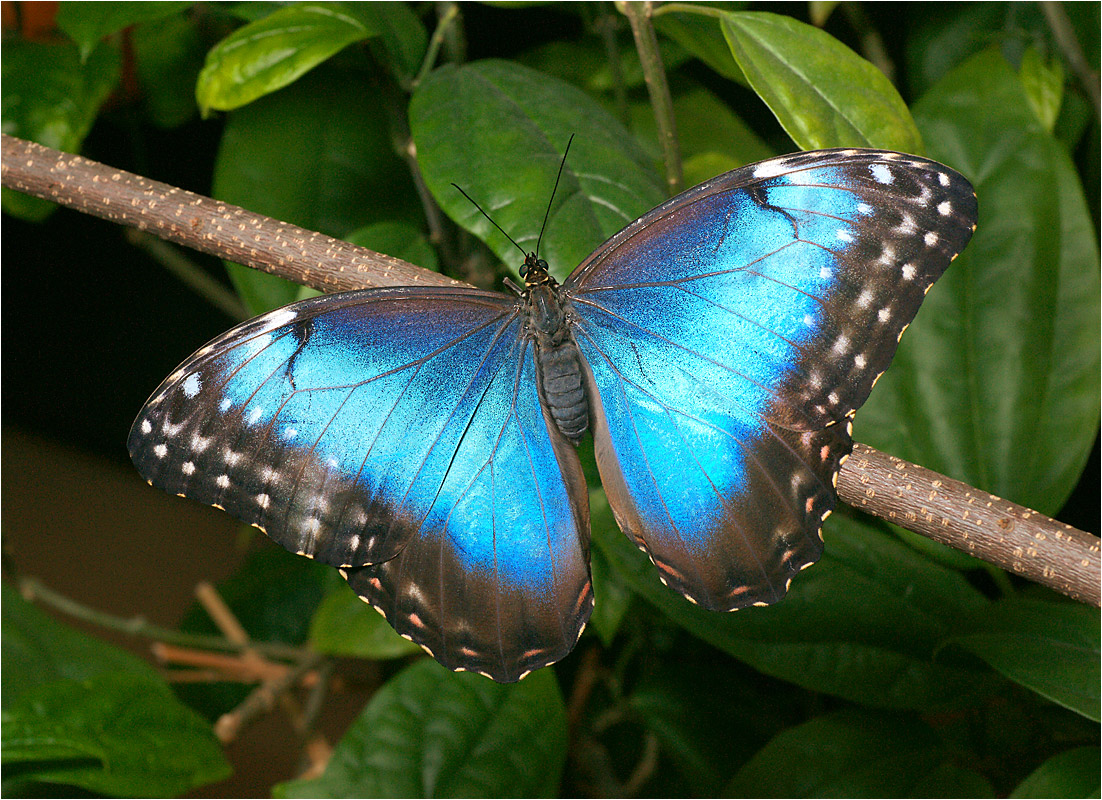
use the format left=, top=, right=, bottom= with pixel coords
left=526, top=283, right=589, bottom=442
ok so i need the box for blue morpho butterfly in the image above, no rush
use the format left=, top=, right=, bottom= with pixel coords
left=129, top=148, right=977, bottom=682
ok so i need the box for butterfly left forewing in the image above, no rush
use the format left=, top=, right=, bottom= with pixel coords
left=565, top=149, right=977, bottom=610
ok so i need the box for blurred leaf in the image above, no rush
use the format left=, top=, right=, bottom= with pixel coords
left=3, top=673, right=230, bottom=796
left=358, top=2, right=427, bottom=83
left=807, top=2, right=840, bottom=28
left=720, top=11, right=922, bottom=152
left=1, top=38, right=119, bottom=220
left=519, top=36, right=691, bottom=95
left=344, top=220, right=438, bottom=272
left=587, top=533, right=633, bottom=647
left=276, top=661, right=567, bottom=797
left=196, top=2, right=386, bottom=113
left=593, top=494, right=989, bottom=709
left=132, top=11, right=208, bottom=128
left=309, top=583, right=422, bottom=660
left=56, top=1, right=192, bottom=60
left=1019, top=46, right=1064, bottom=133
left=904, top=2, right=1009, bottom=98
left=212, top=67, right=419, bottom=314
left=728, top=709, right=992, bottom=797
left=944, top=598, right=1101, bottom=721
left=1, top=582, right=158, bottom=710
left=1011, top=746, right=1101, bottom=798
left=411, top=60, right=663, bottom=283
left=857, top=48, right=1101, bottom=515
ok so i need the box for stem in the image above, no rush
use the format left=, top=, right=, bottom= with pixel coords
left=125, top=230, right=248, bottom=321
left=414, top=2, right=460, bottom=89
left=620, top=1, right=683, bottom=194
left=1041, top=1, right=1101, bottom=121
left=17, top=576, right=310, bottom=661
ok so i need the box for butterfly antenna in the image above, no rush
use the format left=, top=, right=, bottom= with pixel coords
left=451, top=183, right=529, bottom=259
left=536, top=134, right=574, bottom=259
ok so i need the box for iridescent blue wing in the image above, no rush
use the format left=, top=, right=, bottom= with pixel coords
left=562, top=149, right=977, bottom=610
left=128, top=288, right=592, bottom=682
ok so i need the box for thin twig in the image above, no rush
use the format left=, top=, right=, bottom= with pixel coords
left=415, top=2, right=460, bottom=89
left=3, top=134, right=1098, bottom=605
left=17, top=575, right=309, bottom=661
left=1041, top=1, right=1101, bottom=121
left=620, top=1, right=683, bottom=194
left=214, top=653, right=323, bottom=744
left=125, top=229, right=248, bottom=321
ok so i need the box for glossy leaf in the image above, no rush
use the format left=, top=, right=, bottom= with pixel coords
left=56, top=1, right=192, bottom=60
left=1, top=582, right=158, bottom=709
left=944, top=598, right=1101, bottom=721
left=196, top=3, right=382, bottom=113
left=410, top=60, right=663, bottom=282
left=653, top=6, right=748, bottom=84
left=1011, top=747, right=1101, bottom=798
left=1, top=39, right=119, bottom=221
left=593, top=494, right=989, bottom=709
left=3, top=673, right=230, bottom=796
left=728, top=710, right=992, bottom=797
left=720, top=11, right=922, bottom=152
left=276, top=661, right=568, bottom=797
left=856, top=48, right=1101, bottom=515
left=212, top=68, right=420, bottom=314
left=309, top=584, right=422, bottom=660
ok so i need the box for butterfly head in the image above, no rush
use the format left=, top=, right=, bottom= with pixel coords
left=520, top=252, right=555, bottom=288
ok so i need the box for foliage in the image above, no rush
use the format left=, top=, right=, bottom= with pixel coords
left=2, top=2, right=1098, bottom=797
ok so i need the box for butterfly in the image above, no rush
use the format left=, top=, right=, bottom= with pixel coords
left=129, top=148, right=977, bottom=682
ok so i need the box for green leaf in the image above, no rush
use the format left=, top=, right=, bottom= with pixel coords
left=728, top=709, right=992, bottom=797
left=1019, top=46, right=1064, bottom=133
left=353, top=2, right=427, bottom=84
left=132, top=11, right=208, bottom=128
left=653, top=6, right=748, bottom=84
left=593, top=493, right=989, bottom=709
left=1, top=582, right=159, bottom=709
left=1011, top=746, right=1101, bottom=798
left=411, top=60, right=664, bottom=282
left=276, top=661, right=568, bottom=797
left=344, top=220, right=438, bottom=272
left=1, top=38, right=120, bottom=221
left=212, top=67, right=420, bottom=314
left=944, top=598, right=1101, bottom=721
left=196, top=3, right=382, bottom=113
left=3, top=673, right=230, bottom=796
left=720, top=11, right=922, bottom=152
left=56, top=1, right=192, bottom=60
left=308, top=583, right=422, bottom=660
left=856, top=48, right=1101, bottom=515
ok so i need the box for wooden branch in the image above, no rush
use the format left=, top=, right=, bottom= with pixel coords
left=4, top=134, right=1098, bottom=606
left=1, top=134, right=461, bottom=293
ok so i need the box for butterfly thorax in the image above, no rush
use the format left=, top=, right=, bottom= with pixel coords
left=520, top=254, right=588, bottom=443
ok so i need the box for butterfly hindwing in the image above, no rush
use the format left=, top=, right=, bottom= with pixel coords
left=129, top=288, right=592, bottom=681
left=564, top=149, right=977, bottom=610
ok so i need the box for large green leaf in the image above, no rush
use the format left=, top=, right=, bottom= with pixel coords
left=3, top=673, right=230, bottom=797
left=56, top=1, right=192, bottom=60
left=1, top=38, right=119, bottom=220
left=593, top=495, right=989, bottom=709
left=1, top=582, right=158, bottom=709
left=944, top=598, right=1101, bottom=721
left=411, top=60, right=664, bottom=282
left=132, top=11, right=209, bottom=128
left=211, top=67, right=420, bottom=314
left=720, top=11, right=922, bottom=152
left=856, top=48, right=1101, bottom=515
left=728, top=709, right=993, bottom=797
left=196, top=3, right=381, bottom=113
left=276, top=661, right=568, bottom=797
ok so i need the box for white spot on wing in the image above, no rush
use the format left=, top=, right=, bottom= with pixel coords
left=182, top=461, right=196, bottom=475
left=246, top=407, right=263, bottom=425
left=260, top=308, right=297, bottom=331
left=836, top=229, right=854, bottom=243
left=219, top=398, right=232, bottom=412
left=182, top=372, right=202, bottom=398
left=924, top=231, right=939, bottom=246
left=753, top=159, right=791, bottom=179
left=937, top=201, right=951, bottom=216
left=154, top=443, right=168, bottom=458
left=141, top=420, right=152, bottom=434
left=870, top=164, right=893, bottom=184
left=216, top=474, right=230, bottom=488
left=902, top=264, right=917, bottom=280
left=256, top=493, right=271, bottom=509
